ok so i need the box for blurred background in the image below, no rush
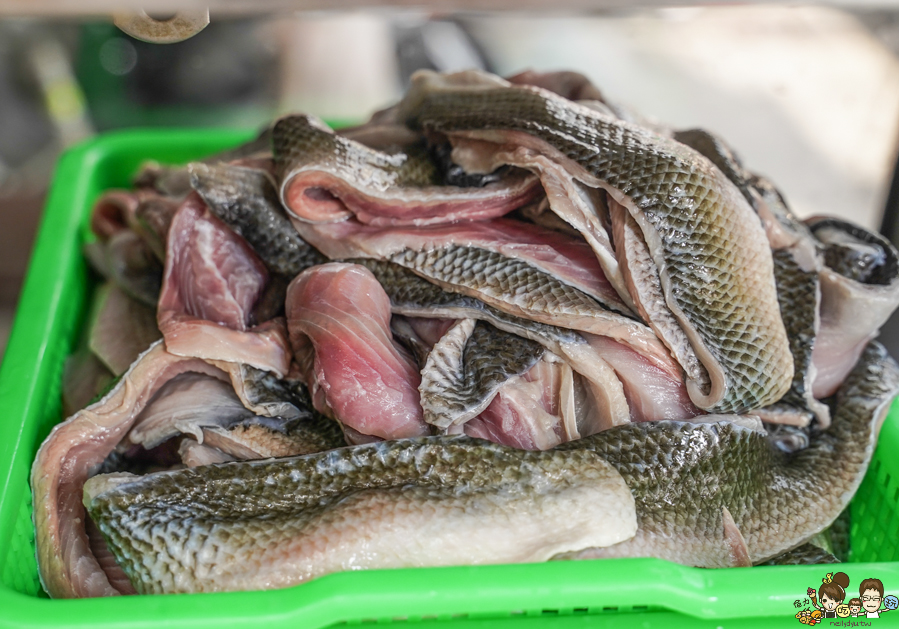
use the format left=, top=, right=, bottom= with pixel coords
left=2, top=3, right=899, bottom=358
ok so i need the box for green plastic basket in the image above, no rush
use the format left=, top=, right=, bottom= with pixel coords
left=1, top=129, right=898, bottom=629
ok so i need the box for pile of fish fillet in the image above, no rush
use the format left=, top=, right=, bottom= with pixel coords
left=30, top=69, right=899, bottom=598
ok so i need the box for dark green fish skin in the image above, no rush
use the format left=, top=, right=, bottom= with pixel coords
left=420, top=320, right=545, bottom=428
left=236, top=364, right=310, bottom=419
left=765, top=249, right=821, bottom=418
left=558, top=342, right=899, bottom=566
left=273, top=114, right=443, bottom=191
left=388, top=245, right=653, bottom=347
left=189, top=162, right=326, bottom=277
left=86, top=342, right=899, bottom=594
left=676, top=128, right=826, bottom=427
left=759, top=543, right=839, bottom=566
left=430, top=142, right=509, bottom=188
left=810, top=218, right=899, bottom=286
left=233, top=365, right=346, bottom=452
left=399, top=75, right=791, bottom=414
left=85, top=437, right=633, bottom=594
left=351, top=258, right=584, bottom=347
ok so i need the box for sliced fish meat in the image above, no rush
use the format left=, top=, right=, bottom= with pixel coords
left=32, top=342, right=233, bottom=598
left=559, top=342, right=899, bottom=566
left=395, top=70, right=792, bottom=413
left=273, top=114, right=541, bottom=226
left=158, top=193, right=291, bottom=377
left=293, top=215, right=626, bottom=312
left=286, top=263, right=429, bottom=440
left=84, top=436, right=636, bottom=594
left=420, top=319, right=544, bottom=428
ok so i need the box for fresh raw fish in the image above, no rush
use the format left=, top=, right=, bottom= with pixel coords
left=37, top=66, right=899, bottom=601
left=608, top=194, right=708, bottom=391
left=395, top=70, right=792, bottom=413
left=358, top=258, right=691, bottom=427
left=674, top=128, right=828, bottom=428
left=158, top=193, right=291, bottom=377
left=445, top=135, right=635, bottom=310
left=558, top=342, right=899, bottom=566
left=83, top=434, right=636, bottom=594
left=582, top=333, right=700, bottom=422
left=273, top=114, right=541, bottom=226
left=189, top=162, right=326, bottom=277
left=82, top=343, right=899, bottom=592
left=463, top=353, right=579, bottom=450
left=286, top=263, right=429, bottom=439
left=88, top=282, right=161, bottom=376
left=419, top=319, right=544, bottom=428
left=121, top=372, right=344, bottom=461
left=293, top=217, right=677, bottom=372
left=32, top=342, right=236, bottom=598
left=32, top=329, right=343, bottom=599
left=293, top=215, right=626, bottom=312
left=807, top=218, right=899, bottom=399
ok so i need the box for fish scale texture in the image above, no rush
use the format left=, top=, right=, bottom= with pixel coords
left=273, top=115, right=441, bottom=190
left=86, top=442, right=626, bottom=593
left=353, top=258, right=582, bottom=345
left=190, top=163, right=326, bottom=277
left=87, top=344, right=899, bottom=585
left=391, top=245, right=634, bottom=326
left=420, top=320, right=545, bottom=427
left=768, top=250, right=819, bottom=410
left=559, top=342, right=899, bottom=565
left=406, top=86, right=792, bottom=412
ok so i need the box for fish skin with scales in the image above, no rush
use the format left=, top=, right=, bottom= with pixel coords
left=396, top=70, right=792, bottom=413
left=84, top=343, right=898, bottom=591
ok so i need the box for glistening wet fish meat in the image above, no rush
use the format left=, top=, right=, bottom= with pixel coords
left=558, top=342, right=899, bottom=566
left=158, top=193, right=291, bottom=377
left=84, top=436, right=636, bottom=594
left=286, top=263, right=429, bottom=440
left=82, top=344, right=898, bottom=591
left=273, top=114, right=541, bottom=226
left=395, top=70, right=792, bottom=413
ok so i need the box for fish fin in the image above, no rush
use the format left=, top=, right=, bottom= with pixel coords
left=722, top=506, right=753, bottom=567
